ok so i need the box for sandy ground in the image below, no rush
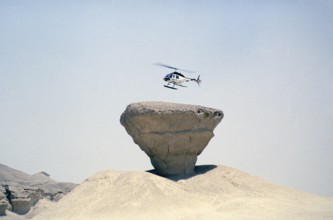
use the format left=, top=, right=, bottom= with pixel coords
left=30, top=165, right=333, bottom=220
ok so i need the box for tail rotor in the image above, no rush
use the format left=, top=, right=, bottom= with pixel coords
left=196, top=75, right=201, bottom=86
left=191, top=75, right=201, bottom=86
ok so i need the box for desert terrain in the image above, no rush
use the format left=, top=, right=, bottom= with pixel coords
left=29, top=165, right=333, bottom=220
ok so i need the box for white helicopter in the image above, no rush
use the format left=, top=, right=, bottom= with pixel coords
left=155, top=63, right=201, bottom=90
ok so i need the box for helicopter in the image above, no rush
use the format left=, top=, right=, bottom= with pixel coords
left=155, top=63, right=201, bottom=90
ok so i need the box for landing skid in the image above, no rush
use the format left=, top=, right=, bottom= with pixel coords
left=164, top=85, right=177, bottom=90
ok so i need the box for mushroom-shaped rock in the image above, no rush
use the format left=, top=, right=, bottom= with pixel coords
left=120, top=101, right=223, bottom=176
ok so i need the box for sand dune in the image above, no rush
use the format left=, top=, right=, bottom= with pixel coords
left=32, top=165, right=333, bottom=220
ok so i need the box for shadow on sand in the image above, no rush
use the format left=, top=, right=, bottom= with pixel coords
left=146, top=165, right=217, bottom=181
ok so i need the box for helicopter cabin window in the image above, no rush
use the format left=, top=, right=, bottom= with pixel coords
left=176, top=75, right=179, bottom=79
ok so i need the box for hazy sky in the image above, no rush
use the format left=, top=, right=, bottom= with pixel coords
left=1, top=1, right=333, bottom=196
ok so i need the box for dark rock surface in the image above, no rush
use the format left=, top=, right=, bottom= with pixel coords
left=121, top=101, right=223, bottom=176
left=0, top=163, right=77, bottom=216
left=0, top=190, right=10, bottom=216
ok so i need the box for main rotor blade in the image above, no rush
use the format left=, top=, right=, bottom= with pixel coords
left=154, top=63, right=196, bottom=73
left=154, top=63, right=178, bottom=70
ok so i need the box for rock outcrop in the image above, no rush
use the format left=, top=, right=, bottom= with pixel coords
left=0, top=190, right=10, bottom=216
left=120, top=101, right=223, bottom=176
left=0, top=163, right=77, bottom=216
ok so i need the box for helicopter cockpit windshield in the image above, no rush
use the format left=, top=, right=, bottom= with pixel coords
left=164, top=74, right=172, bottom=81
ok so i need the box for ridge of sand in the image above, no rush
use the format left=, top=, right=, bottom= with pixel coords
left=32, top=165, right=333, bottom=220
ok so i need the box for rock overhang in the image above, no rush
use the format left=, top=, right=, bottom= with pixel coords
left=120, top=101, right=223, bottom=132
